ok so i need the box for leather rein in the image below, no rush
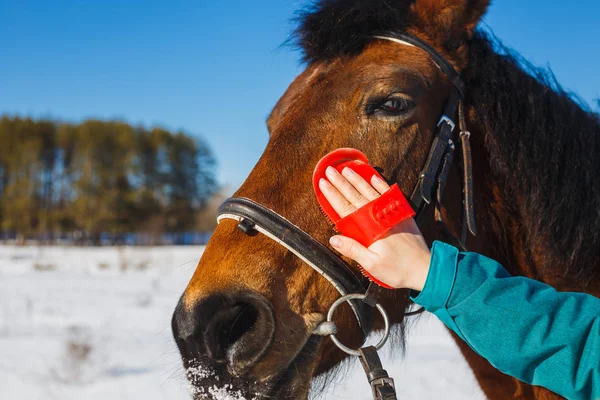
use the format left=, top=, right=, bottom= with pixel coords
left=217, top=31, right=476, bottom=340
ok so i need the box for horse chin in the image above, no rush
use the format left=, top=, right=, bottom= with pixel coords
left=186, top=336, right=322, bottom=400
left=266, top=335, right=322, bottom=399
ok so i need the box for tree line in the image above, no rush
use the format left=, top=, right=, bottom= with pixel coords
left=0, top=116, right=218, bottom=244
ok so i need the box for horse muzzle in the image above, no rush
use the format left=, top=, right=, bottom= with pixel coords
left=172, top=290, right=321, bottom=399
left=172, top=291, right=276, bottom=377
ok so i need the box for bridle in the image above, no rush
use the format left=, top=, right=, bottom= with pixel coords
left=216, top=31, right=477, bottom=398
left=218, top=30, right=476, bottom=334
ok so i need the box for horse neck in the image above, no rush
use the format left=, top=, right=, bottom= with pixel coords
left=462, top=36, right=600, bottom=292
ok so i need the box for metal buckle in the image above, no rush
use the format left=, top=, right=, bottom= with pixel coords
left=371, top=377, right=396, bottom=399
left=437, top=115, right=456, bottom=132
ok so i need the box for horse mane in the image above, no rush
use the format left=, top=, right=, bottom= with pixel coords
left=466, top=32, right=600, bottom=284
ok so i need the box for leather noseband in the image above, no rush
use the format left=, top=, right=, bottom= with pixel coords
left=218, top=197, right=374, bottom=336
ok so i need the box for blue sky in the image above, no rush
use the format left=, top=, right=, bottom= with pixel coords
left=1, top=0, right=599, bottom=192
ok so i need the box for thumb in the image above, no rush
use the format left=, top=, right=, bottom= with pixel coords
left=329, top=235, right=376, bottom=268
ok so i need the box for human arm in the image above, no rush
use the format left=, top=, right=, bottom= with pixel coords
left=319, top=165, right=600, bottom=399
left=413, top=241, right=600, bottom=400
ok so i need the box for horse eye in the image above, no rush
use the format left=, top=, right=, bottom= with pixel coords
left=380, top=98, right=413, bottom=113
left=366, top=96, right=415, bottom=117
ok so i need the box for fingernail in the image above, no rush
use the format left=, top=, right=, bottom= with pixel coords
left=326, top=166, right=337, bottom=175
left=319, top=178, right=329, bottom=187
left=330, top=237, right=342, bottom=248
left=372, top=174, right=384, bottom=183
left=342, top=167, right=355, bottom=176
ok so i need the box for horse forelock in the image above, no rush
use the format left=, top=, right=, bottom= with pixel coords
left=291, top=0, right=491, bottom=65
left=292, top=0, right=414, bottom=63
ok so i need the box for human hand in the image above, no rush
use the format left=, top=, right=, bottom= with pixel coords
left=318, top=166, right=431, bottom=291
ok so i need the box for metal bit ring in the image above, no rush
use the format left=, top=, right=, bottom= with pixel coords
left=326, top=293, right=391, bottom=356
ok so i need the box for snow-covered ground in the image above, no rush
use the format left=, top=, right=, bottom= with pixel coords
left=0, top=245, right=484, bottom=399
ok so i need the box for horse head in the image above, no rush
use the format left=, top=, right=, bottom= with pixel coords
left=173, top=0, right=490, bottom=398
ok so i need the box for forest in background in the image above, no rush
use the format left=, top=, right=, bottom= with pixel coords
left=0, top=116, right=219, bottom=244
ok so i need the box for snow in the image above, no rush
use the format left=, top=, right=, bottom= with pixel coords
left=0, top=245, right=484, bottom=399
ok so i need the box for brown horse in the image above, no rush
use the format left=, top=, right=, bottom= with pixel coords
left=172, top=0, right=600, bottom=398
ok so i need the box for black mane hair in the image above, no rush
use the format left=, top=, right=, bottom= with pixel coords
left=294, top=0, right=600, bottom=284
left=293, top=0, right=414, bottom=62
left=465, top=32, right=600, bottom=284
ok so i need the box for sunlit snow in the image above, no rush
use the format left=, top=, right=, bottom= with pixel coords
left=0, top=245, right=483, bottom=399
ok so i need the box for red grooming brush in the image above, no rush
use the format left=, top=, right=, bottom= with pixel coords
left=313, top=148, right=415, bottom=288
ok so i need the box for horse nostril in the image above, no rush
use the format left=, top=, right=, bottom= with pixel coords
left=172, top=292, right=275, bottom=375
left=204, top=301, right=260, bottom=362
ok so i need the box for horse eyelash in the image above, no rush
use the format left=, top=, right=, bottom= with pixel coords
left=365, top=96, right=413, bottom=116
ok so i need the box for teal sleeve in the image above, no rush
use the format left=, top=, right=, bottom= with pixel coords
left=411, top=241, right=600, bottom=400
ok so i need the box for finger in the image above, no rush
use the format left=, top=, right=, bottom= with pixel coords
left=341, top=167, right=380, bottom=201
left=329, top=235, right=377, bottom=268
left=319, top=178, right=356, bottom=217
left=325, top=167, right=370, bottom=208
left=370, top=174, right=390, bottom=195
